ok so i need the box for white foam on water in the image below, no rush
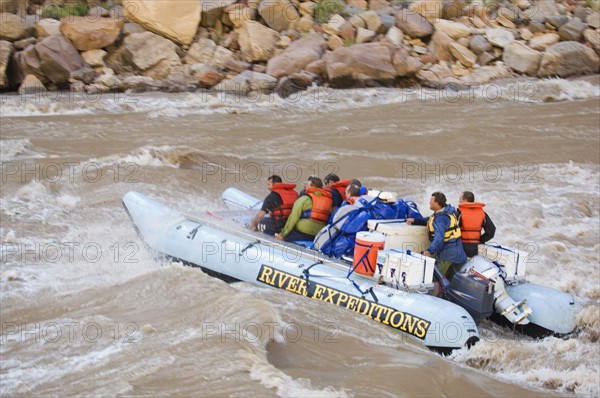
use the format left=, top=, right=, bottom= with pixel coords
left=0, top=139, right=45, bottom=161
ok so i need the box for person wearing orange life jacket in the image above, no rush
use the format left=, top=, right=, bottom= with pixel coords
left=275, top=176, right=333, bottom=242
left=250, top=175, right=298, bottom=235
left=457, top=191, right=496, bottom=258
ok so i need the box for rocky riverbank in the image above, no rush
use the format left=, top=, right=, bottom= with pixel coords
left=0, top=0, right=599, bottom=97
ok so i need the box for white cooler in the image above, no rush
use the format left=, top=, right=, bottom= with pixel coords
left=478, top=244, right=527, bottom=281
left=367, top=219, right=430, bottom=253
left=376, top=249, right=435, bottom=289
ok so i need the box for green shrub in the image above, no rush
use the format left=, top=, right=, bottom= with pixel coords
left=314, top=0, right=345, bottom=25
left=41, top=2, right=89, bottom=19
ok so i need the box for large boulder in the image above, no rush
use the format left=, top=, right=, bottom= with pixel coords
left=434, top=19, right=471, bottom=40
left=528, top=33, right=560, bottom=51
left=60, top=16, right=122, bottom=51
left=0, top=40, right=13, bottom=87
left=33, top=35, right=94, bottom=85
left=558, top=18, right=587, bottom=42
left=395, top=9, right=433, bottom=39
left=119, top=31, right=182, bottom=79
left=122, top=0, right=200, bottom=45
left=392, top=47, right=423, bottom=76
left=0, top=12, right=34, bottom=41
left=238, top=21, right=280, bottom=62
left=502, top=41, right=541, bottom=75
left=257, top=0, right=299, bottom=31
left=266, top=33, right=326, bottom=78
left=428, top=30, right=454, bottom=62
left=323, top=42, right=397, bottom=87
left=538, top=41, right=600, bottom=77
left=36, top=18, right=61, bottom=38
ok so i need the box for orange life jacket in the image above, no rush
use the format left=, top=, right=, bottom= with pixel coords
left=458, top=202, right=486, bottom=244
left=331, top=179, right=351, bottom=199
left=270, top=183, right=298, bottom=221
left=305, top=187, right=333, bottom=223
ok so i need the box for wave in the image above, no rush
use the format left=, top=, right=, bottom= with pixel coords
left=1, top=78, right=598, bottom=118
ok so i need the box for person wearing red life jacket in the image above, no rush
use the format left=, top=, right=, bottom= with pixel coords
left=275, top=176, right=333, bottom=242
left=250, top=175, right=298, bottom=235
left=457, top=191, right=496, bottom=258
left=324, top=173, right=345, bottom=209
left=343, top=184, right=361, bottom=206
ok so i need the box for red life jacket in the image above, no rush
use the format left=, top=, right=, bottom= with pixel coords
left=331, top=179, right=351, bottom=199
left=458, top=202, right=486, bottom=244
left=305, top=187, right=333, bottom=223
left=270, top=183, right=298, bottom=221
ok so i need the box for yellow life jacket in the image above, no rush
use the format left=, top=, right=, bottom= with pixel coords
left=427, top=210, right=461, bottom=242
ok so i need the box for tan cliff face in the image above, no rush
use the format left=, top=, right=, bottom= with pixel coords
left=0, top=0, right=599, bottom=94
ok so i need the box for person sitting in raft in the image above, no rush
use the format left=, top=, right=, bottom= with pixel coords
left=250, top=175, right=298, bottom=235
left=342, top=184, right=361, bottom=206
left=275, top=176, right=333, bottom=242
left=349, top=178, right=368, bottom=196
left=407, top=192, right=467, bottom=297
left=457, top=191, right=496, bottom=258
left=324, top=173, right=345, bottom=210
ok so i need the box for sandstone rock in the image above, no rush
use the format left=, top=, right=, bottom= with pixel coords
left=201, top=0, right=236, bottom=28
left=429, top=30, right=454, bottom=62
left=35, top=35, right=94, bottom=85
left=587, top=12, right=600, bottom=30
left=394, top=9, right=433, bottom=39
left=306, top=59, right=326, bottom=77
left=214, top=70, right=277, bottom=94
left=184, top=39, right=217, bottom=65
left=502, top=41, right=541, bottom=75
left=558, top=18, right=587, bottom=42
left=360, top=10, right=384, bottom=34
left=347, top=0, right=368, bottom=10
left=296, top=17, right=316, bottom=33
left=11, top=35, right=31, bottom=50
left=36, top=18, right=61, bottom=38
left=469, top=35, right=492, bottom=55
left=0, top=40, right=12, bottom=87
left=339, top=21, right=357, bottom=42
left=545, top=15, right=568, bottom=29
left=528, top=21, right=546, bottom=34
left=88, top=6, right=111, bottom=18
left=533, top=0, right=560, bottom=23
left=238, top=21, right=280, bottom=62
left=528, top=33, right=559, bottom=51
left=323, top=42, right=397, bottom=87
left=266, top=33, right=326, bottom=77
left=416, top=62, right=460, bottom=88
left=323, top=14, right=346, bottom=35
left=449, top=42, right=477, bottom=67
left=211, top=46, right=237, bottom=69
left=538, top=41, right=600, bottom=77
left=327, top=34, right=344, bottom=50
left=60, top=16, right=122, bottom=51
left=189, top=64, right=225, bottom=87
left=81, top=49, right=107, bottom=67
left=496, top=14, right=516, bottom=29
left=369, top=0, right=391, bottom=10
left=409, top=0, right=444, bottom=22
left=118, top=75, right=162, bottom=92
left=18, top=74, right=46, bottom=94
left=478, top=51, right=496, bottom=66
left=289, top=71, right=317, bottom=89
left=0, top=12, right=34, bottom=41
left=299, top=1, right=314, bottom=17
left=120, top=31, right=181, bottom=79
left=123, top=0, right=200, bottom=46
left=258, top=0, right=299, bottom=31
left=519, top=28, right=533, bottom=41
left=583, top=29, right=600, bottom=55
left=461, top=64, right=510, bottom=85
left=435, top=19, right=471, bottom=40
left=442, top=0, right=464, bottom=20
left=356, top=27, right=375, bottom=43
left=485, top=28, right=514, bottom=48
left=226, top=4, right=257, bottom=28
left=392, top=47, right=422, bottom=76
left=386, top=26, right=403, bottom=46
left=94, top=70, right=120, bottom=89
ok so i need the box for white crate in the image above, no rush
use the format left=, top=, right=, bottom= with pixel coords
left=477, top=244, right=527, bottom=280
left=376, top=249, right=435, bottom=289
left=368, top=219, right=429, bottom=253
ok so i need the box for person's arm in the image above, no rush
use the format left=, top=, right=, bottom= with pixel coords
left=406, top=215, right=428, bottom=226
left=427, top=214, right=450, bottom=256
left=250, top=210, right=266, bottom=230
left=278, top=197, right=306, bottom=238
left=480, top=212, right=496, bottom=243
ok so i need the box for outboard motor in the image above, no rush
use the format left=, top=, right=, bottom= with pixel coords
left=445, top=270, right=495, bottom=323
